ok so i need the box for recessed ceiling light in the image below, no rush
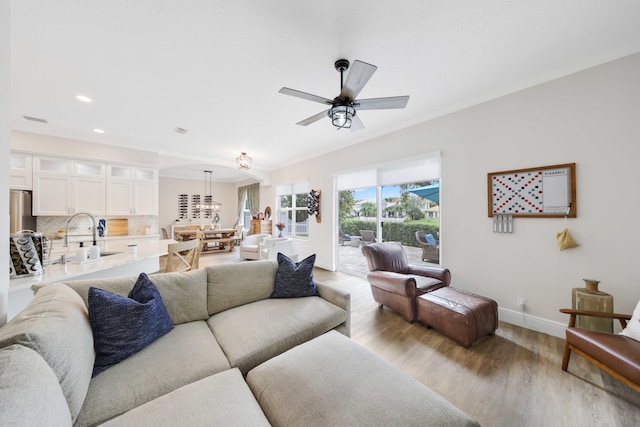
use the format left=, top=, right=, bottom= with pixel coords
left=93, top=128, right=104, bottom=134
left=76, top=95, right=92, bottom=103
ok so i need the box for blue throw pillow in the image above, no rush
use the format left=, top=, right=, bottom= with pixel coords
left=88, top=273, right=174, bottom=377
left=271, top=253, right=319, bottom=298
left=426, top=233, right=437, bottom=246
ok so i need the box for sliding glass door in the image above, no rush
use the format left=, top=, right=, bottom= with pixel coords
left=336, top=155, right=441, bottom=277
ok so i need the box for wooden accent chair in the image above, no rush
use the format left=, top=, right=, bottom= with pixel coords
left=560, top=308, right=640, bottom=392
left=362, top=242, right=451, bottom=323
left=162, top=239, right=201, bottom=273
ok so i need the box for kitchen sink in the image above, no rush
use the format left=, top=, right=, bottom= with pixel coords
left=48, top=251, right=123, bottom=265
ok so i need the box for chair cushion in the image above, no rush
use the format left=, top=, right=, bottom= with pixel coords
left=0, top=283, right=94, bottom=422
left=271, top=253, right=319, bottom=298
left=426, top=233, right=437, bottom=246
left=620, top=300, right=640, bottom=342
left=567, top=327, right=640, bottom=386
left=0, top=344, right=72, bottom=427
left=88, top=273, right=174, bottom=377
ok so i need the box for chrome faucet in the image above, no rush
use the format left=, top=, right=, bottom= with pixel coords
left=64, top=212, right=98, bottom=248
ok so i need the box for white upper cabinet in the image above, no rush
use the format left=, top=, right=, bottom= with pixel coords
left=106, top=165, right=158, bottom=215
left=9, top=151, right=33, bottom=190
left=33, top=156, right=106, bottom=216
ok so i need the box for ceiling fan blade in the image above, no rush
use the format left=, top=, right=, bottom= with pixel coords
left=354, top=96, right=409, bottom=110
left=296, top=109, right=329, bottom=126
left=340, top=60, right=377, bottom=101
left=279, top=87, right=333, bottom=105
left=350, top=114, right=365, bottom=132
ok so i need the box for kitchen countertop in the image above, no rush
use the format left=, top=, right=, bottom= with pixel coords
left=9, top=238, right=175, bottom=292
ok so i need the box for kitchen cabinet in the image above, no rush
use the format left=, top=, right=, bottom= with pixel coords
left=106, top=165, right=158, bottom=215
left=33, top=156, right=106, bottom=216
left=9, top=151, right=33, bottom=190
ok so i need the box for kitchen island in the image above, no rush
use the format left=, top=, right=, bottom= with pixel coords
left=8, top=238, right=175, bottom=320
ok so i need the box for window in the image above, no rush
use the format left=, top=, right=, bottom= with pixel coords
left=276, top=181, right=309, bottom=238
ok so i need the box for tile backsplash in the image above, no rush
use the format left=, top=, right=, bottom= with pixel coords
left=37, top=216, right=158, bottom=237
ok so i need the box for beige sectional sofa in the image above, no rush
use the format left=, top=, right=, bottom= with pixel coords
left=0, top=259, right=479, bottom=427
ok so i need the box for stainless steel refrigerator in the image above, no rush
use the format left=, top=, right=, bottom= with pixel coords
left=9, top=190, right=37, bottom=233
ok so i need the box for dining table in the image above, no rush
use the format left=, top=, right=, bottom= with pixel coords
left=174, top=228, right=239, bottom=253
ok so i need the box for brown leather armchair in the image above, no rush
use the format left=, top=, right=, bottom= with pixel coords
left=362, top=242, right=450, bottom=323
left=560, top=308, right=640, bottom=392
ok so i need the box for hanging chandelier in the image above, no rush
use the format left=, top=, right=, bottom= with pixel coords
left=236, top=152, right=252, bottom=170
left=196, top=170, right=222, bottom=213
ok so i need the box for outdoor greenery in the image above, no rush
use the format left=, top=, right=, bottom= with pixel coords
left=339, top=219, right=439, bottom=247
left=338, top=184, right=439, bottom=247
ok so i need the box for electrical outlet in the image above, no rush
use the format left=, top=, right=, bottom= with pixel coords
left=517, top=296, right=526, bottom=307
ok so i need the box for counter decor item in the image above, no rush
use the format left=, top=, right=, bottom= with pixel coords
left=571, top=278, right=613, bottom=333
left=276, top=223, right=286, bottom=238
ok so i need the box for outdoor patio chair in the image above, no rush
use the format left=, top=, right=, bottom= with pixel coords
left=359, top=230, right=377, bottom=246
left=416, top=230, right=439, bottom=263
left=339, top=229, right=352, bottom=245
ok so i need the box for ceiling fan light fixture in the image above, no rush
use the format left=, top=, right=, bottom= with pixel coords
left=236, top=152, right=252, bottom=170
left=329, top=105, right=355, bottom=129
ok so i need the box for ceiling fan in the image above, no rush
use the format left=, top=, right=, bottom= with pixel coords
left=279, top=59, right=409, bottom=131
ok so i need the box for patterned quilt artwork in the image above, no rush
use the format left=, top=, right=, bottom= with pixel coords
left=491, top=168, right=569, bottom=215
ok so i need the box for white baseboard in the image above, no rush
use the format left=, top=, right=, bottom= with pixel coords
left=499, top=307, right=566, bottom=339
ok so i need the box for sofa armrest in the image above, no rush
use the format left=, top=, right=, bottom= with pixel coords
left=406, top=266, right=451, bottom=286
left=316, top=282, right=351, bottom=337
left=559, top=308, right=632, bottom=329
left=366, top=271, right=417, bottom=297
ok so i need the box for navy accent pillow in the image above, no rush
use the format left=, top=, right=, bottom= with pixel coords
left=88, top=273, right=174, bottom=377
left=271, top=253, right=319, bottom=298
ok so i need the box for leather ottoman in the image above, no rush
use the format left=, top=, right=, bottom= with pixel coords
left=417, top=287, right=498, bottom=348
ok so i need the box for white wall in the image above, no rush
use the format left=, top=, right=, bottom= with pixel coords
left=270, top=53, right=640, bottom=338
left=0, top=0, right=10, bottom=326
left=159, top=176, right=238, bottom=232
left=11, top=130, right=159, bottom=166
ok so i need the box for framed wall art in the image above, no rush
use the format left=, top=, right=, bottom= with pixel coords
left=488, top=163, right=576, bottom=218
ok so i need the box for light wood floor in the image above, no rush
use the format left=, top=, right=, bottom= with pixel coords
left=199, top=252, right=640, bottom=426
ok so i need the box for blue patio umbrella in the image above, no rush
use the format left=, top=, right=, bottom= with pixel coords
left=408, top=183, right=439, bottom=204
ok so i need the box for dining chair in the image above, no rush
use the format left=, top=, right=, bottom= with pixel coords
left=162, top=239, right=201, bottom=273
left=161, top=228, right=169, bottom=240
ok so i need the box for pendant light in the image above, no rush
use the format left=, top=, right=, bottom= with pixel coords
left=197, top=170, right=222, bottom=214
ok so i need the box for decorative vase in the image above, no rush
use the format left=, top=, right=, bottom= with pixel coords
left=278, top=230, right=283, bottom=238
left=571, top=279, right=613, bottom=333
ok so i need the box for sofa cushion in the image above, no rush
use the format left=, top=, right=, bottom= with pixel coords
left=100, top=368, right=270, bottom=427
left=271, top=253, right=319, bottom=298
left=208, top=297, right=347, bottom=374
left=75, top=321, right=230, bottom=426
left=246, top=331, right=480, bottom=427
left=61, top=268, right=209, bottom=325
left=0, top=344, right=72, bottom=427
left=89, top=273, right=174, bottom=377
left=0, top=283, right=94, bottom=423
left=206, top=260, right=278, bottom=315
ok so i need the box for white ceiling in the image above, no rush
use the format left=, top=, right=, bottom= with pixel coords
left=10, top=1, right=640, bottom=182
